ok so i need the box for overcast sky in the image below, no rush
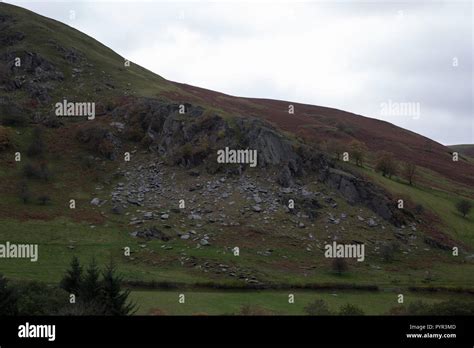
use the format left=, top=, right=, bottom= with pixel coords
left=7, top=0, right=473, bottom=145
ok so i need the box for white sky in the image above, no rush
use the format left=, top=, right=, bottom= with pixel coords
left=7, top=0, right=474, bottom=145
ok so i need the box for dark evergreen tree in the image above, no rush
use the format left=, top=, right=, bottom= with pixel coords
left=60, top=256, right=83, bottom=295
left=80, top=258, right=102, bottom=303
left=101, top=262, right=136, bottom=316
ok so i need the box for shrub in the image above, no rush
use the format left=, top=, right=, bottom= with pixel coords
left=339, top=303, right=365, bottom=315
left=375, top=151, right=397, bottom=178
left=304, top=299, right=333, bottom=315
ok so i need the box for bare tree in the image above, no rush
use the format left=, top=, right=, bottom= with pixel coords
left=403, top=161, right=417, bottom=185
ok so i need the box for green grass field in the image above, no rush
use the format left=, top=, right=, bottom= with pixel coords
left=129, top=289, right=474, bottom=315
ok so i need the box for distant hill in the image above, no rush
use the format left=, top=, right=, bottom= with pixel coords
left=449, top=144, right=474, bottom=159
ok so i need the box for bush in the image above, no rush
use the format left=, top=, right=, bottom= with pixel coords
left=339, top=303, right=365, bottom=315
left=375, top=151, right=397, bottom=178
left=304, top=299, right=333, bottom=315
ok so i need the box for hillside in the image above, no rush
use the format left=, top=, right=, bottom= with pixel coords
left=450, top=144, right=474, bottom=159
left=0, top=3, right=473, bottom=315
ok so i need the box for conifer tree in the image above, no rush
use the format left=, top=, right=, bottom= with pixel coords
left=60, top=256, right=83, bottom=295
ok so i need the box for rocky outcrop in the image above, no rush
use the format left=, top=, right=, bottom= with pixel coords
left=0, top=51, right=64, bottom=103
left=107, top=97, right=411, bottom=226
left=321, top=167, right=406, bottom=226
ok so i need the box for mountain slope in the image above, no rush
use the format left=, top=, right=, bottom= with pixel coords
left=1, top=3, right=472, bottom=194
left=0, top=2, right=473, bottom=306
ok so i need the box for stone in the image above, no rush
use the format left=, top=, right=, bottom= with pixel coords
left=160, top=213, right=169, bottom=220
left=90, top=198, right=101, bottom=206
left=199, top=239, right=210, bottom=246
left=188, top=213, right=202, bottom=220
left=252, top=205, right=262, bottom=212
left=367, top=218, right=378, bottom=227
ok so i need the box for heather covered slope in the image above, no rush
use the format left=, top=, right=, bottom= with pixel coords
left=169, top=82, right=474, bottom=192
left=1, top=2, right=472, bottom=193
